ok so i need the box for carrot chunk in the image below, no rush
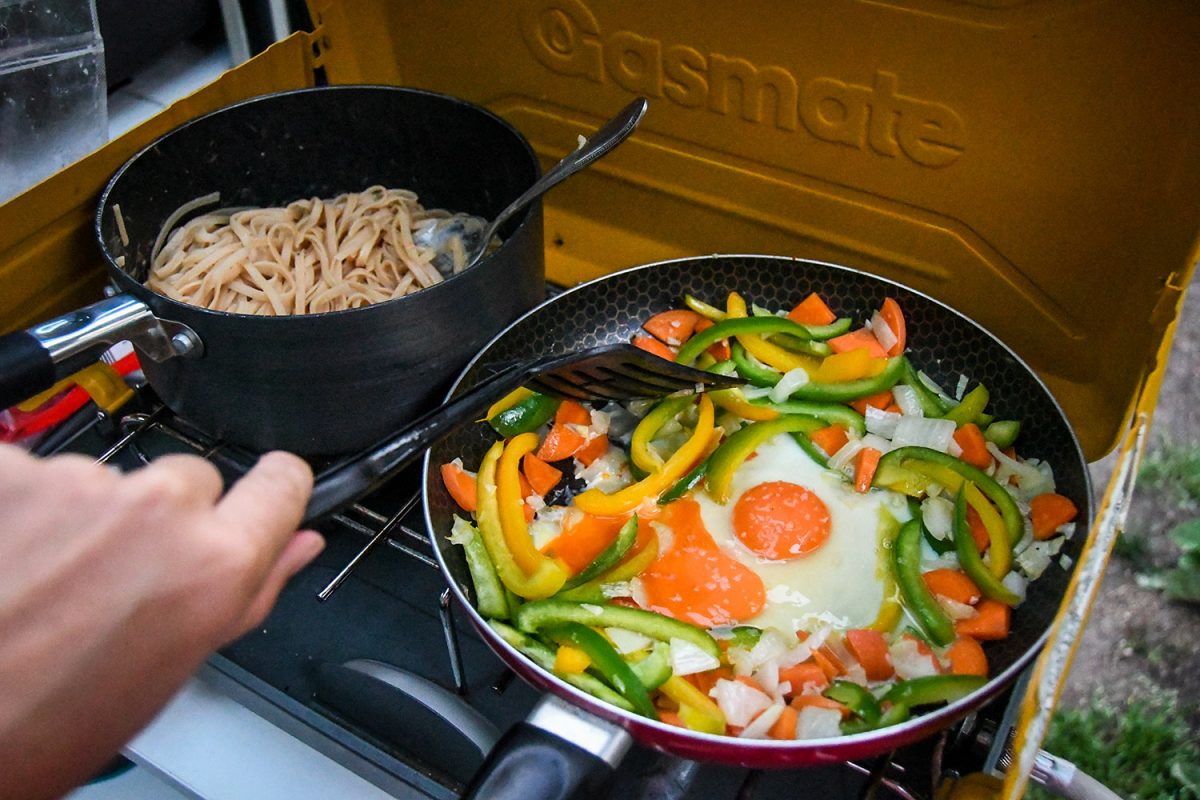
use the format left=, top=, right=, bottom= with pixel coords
left=845, top=629, right=894, bottom=681
left=556, top=399, right=591, bottom=427
left=1030, top=492, right=1079, bottom=540
left=809, top=424, right=850, bottom=456
left=522, top=453, right=563, bottom=497
left=768, top=705, right=799, bottom=739
left=922, top=568, right=982, bottom=606
left=644, top=309, right=706, bottom=345
left=574, top=433, right=609, bottom=467
left=955, top=600, right=1010, bottom=640
left=439, top=462, right=477, bottom=512
left=633, top=335, right=676, bottom=361
left=945, top=637, right=989, bottom=677
left=778, top=662, right=829, bottom=694
left=788, top=292, right=837, bottom=326
left=536, top=424, right=587, bottom=462
left=545, top=512, right=629, bottom=572
left=953, top=423, right=992, bottom=469
left=854, top=447, right=881, bottom=493
left=878, top=298, right=907, bottom=357
left=849, top=389, right=894, bottom=416
left=827, top=328, right=888, bottom=359
left=694, top=318, right=731, bottom=361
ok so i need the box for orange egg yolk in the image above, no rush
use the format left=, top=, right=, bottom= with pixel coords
left=732, top=480, right=831, bottom=560
left=640, top=497, right=765, bottom=627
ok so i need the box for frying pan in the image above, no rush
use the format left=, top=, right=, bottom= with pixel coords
left=423, top=255, right=1092, bottom=799
left=0, top=86, right=544, bottom=455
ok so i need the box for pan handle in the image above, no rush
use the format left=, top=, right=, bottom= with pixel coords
left=0, top=294, right=202, bottom=410
left=464, top=695, right=632, bottom=800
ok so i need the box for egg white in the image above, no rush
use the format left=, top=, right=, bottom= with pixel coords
left=694, top=433, right=910, bottom=633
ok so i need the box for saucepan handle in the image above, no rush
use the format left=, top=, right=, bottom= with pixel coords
left=463, top=695, right=632, bottom=800
left=0, top=294, right=202, bottom=411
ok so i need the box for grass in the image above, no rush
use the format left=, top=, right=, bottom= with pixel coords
left=1030, top=683, right=1200, bottom=800
left=1138, top=441, right=1200, bottom=508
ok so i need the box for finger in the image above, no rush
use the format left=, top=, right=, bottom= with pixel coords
left=125, top=454, right=225, bottom=507
left=214, top=451, right=313, bottom=558
left=227, top=530, right=325, bottom=640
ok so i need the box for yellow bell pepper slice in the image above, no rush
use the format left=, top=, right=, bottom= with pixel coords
left=476, top=440, right=568, bottom=599
left=660, top=675, right=726, bottom=735
left=553, top=644, right=592, bottom=674
left=811, top=349, right=889, bottom=384
left=630, top=396, right=693, bottom=474
left=869, top=508, right=904, bottom=632
left=574, top=395, right=714, bottom=516
left=725, top=292, right=819, bottom=375
left=965, top=482, right=1010, bottom=577
left=710, top=388, right=781, bottom=421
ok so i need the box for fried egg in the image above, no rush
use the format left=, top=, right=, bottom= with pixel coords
left=643, top=433, right=910, bottom=633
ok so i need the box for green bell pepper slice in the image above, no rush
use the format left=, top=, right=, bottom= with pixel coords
left=824, top=680, right=882, bottom=724
left=543, top=622, right=659, bottom=719
left=894, top=519, right=956, bottom=646
left=659, top=457, right=709, bottom=505
left=705, top=415, right=825, bottom=503
left=943, top=384, right=989, bottom=426
left=675, top=316, right=828, bottom=365
left=628, top=641, right=673, bottom=689
left=728, top=625, right=763, bottom=650
left=790, top=432, right=831, bottom=467
left=841, top=701, right=911, bottom=735
left=452, top=517, right=509, bottom=620
left=899, top=358, right=953, bottom=417
left=769, top=332, right=834, bottom=358
left=562, top=515, right=638, bottom=590
left=984, top=419, right=1021, bottom=448
left=488, top=620, right=634, bottom=712
left=730, top=341, right=783, bottom=387
left=756, top=399, right=866, bottom=435
left=488, top=392, right=560, bottom=436
left=953, top=485, right=1021, bottom=605
left=515, top=599, right=721, bottom=661
left=881, top=674, right=987, bottom=707
left=877, top=446, right=1024, bottom=547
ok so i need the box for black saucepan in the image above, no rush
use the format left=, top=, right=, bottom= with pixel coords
left=423, top=255, right=1092, bottom=799
left=0, top=86, right=544, bottom=454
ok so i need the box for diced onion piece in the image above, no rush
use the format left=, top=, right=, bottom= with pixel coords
left=651, top=521, right=675, bottom=556
left=828, top=437, right=866, bottom=473
left=870, top=311, right=898, bottom=353
left=1015, top=538, right=1063, bottom=579
left=937, top=596, right=978, bottom=620
left=987, top=443, right=1055, bottom=501
left=629, top=577, right=649, bottom=608
left=954, top=375, right=969, bottom=400
left=778, top=627, right=831, bottom=668
left=711, top=678, right=773, bottom=727
left=865, top=406, right=903, bottom=439
left=588, top=408, right=611, bottom=436
left=796, top=706, right=843, bottom=739
left=892, top=384, right=924, bottom=417
left=1058, top=522, right=1077, bottom=540
left=605, top=627, right=653, bottom=655
left=918, top=371, right=955, bottom=405
left=890, top=416, right=957, bottom=453
left=1059, top=554, right=1074, bottom=570
left=741, top=385, right=775, bottom=400
left=1002, top=571, right=1028, bottom=604
left=600, top=581, right=633, bottom=599
left=670, top=636, right=721, bottom=676
left=889, top=638, right=939, bottom=680
left=768, top=368, right=810, bottom=403
left=448, top=515, right=477, bottom=546
left=529, top=505, right=569, bottom=550
left=754, top=660, right=782, bottom=698
left=739, top=702, right=787, bottom=739
left=921, top=496, right=954, bottom=541
left=730, top=629, right=793, bottom=676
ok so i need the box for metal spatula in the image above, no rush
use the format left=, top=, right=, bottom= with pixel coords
left=303, top=343, right=740, bottom=524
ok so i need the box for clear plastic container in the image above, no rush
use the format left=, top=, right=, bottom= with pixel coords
left=0, top=0, right=106, bottom=201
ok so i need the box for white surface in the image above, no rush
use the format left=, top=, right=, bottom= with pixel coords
left=107, top=41, right=231, bottom=139
left=84, top=673, right=399, bottom=800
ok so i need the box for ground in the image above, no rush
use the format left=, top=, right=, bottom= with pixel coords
left=1059, top=263, right=1200, bottom=734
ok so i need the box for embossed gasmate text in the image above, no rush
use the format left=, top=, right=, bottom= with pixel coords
left=521, top=0, right=965, bottom=168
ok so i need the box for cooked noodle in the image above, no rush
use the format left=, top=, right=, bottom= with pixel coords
left=146, top=186, right=468, bottom=315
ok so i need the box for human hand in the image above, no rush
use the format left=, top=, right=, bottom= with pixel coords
left=0, top=445, right=324, bottom=800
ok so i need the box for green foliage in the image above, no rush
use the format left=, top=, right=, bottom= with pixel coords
left=1139, top=442, right=1200, bottom=507
left=1031, top=686, right=1200, bottom=800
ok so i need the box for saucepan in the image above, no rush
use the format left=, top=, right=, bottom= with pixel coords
left=423, top=255, right=1093, bottom=798
left=0, top=85, right=545, bottom=454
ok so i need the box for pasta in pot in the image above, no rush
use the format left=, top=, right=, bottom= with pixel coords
left=146, top=185, right=469, bottom=315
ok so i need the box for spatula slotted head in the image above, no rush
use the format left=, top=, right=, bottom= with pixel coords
left=527, top=343, right=740, bottom=401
